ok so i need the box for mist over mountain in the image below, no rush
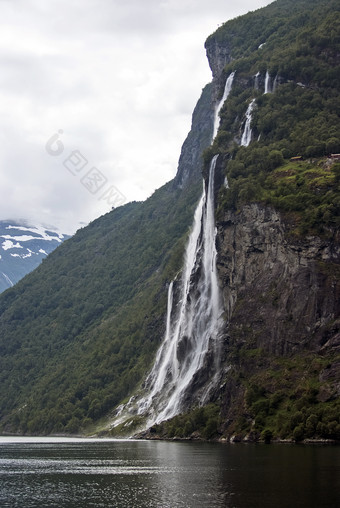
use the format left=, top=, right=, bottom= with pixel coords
left=0, top=0, right=339, bottom=442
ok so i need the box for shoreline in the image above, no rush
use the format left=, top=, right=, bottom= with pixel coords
left=1, top=431, right=338, bottom=446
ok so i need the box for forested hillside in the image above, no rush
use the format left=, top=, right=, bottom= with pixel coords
left=0, top=84, right=212, bottom=434
left=0, top=184, right=202, bottom=435
left=206, top=0, right=340, bottom=234
left=155, top=0, right=340, bottom=442
left=0, top=0, right=339, bottom=440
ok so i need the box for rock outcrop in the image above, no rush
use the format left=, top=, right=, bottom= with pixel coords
left=173, top=84, right=213, bottom=188
left=214, top=204, right=340, bottom=438
left=205, top=37, right=232, bottom=90
left=217, top=204, right=340, bottom=355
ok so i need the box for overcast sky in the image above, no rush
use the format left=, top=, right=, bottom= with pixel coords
left=0, top=0, right=272, bottom=233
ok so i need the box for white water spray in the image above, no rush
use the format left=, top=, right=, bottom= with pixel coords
left=111, top=71, right=235, bottom=432
left=1, top=272, right=13, bottom=287
left=264, top=70, right=271, bottom=94
left=213, top=72, right=235, bottom=140
left=132, top=155, right=223, bottom=426
left=273, top=74, right=278, bottom=92
left=241, top=99, right=255, bottom=147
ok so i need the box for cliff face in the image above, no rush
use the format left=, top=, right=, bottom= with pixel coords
left=214, top=204, right=340, bottom=439
left=205, top=37, right=231, bottom=81
left=173, top=84, right=213, bottom=188
left=1, top=0, right=339, bottom=440
left=204, top=38, right=232, bottom=100
left=217, top=204, right=340, bottom=357
left=204, top=0, right=340, bottom=362
left=201, top=0, right=340, bottom=441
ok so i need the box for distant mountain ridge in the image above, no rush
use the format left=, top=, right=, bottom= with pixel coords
left=0, top=0, right=339, bottom=441
left=0, top=220, right=69, bottom=293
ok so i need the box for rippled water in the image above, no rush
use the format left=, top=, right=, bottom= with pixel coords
left=0, top=437, right=339, bottom=507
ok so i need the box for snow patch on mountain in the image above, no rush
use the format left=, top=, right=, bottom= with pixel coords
left=2, top=240, right=23, bottom=250
left=0, top=220, right=70, bottom=293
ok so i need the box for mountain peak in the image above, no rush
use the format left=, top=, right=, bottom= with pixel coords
left=0, top=220, right=70, bottom=293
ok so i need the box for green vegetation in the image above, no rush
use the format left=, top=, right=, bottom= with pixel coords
left=0, top=180, right=202, bottom=435
left=0, top=0, right=339, bottom=440
left=233, top=353, right=340, bottom=442
left=152, top=353, right=340, bottom=443
left=218, top=158, right=340, bottom=235
left=205, top=0, right=340, bottom=236
left=207, top=0, right=340, bottom=89
left=150, top=404, right=221, bottom=440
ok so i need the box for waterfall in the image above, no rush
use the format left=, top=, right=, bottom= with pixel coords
left=264, top=70, right=271, bottom=94
left=213, top=72, right=235, bottom=140
left=111, top=155, right=223, bottom=431
left=1, top=272, right=14, bottom=287
left=241, top=99, right=255, bottom=147
left=133, top=73, right=237, bottom=423
left=273, top=74, right=278, bottom=92
left=111, top=71, right=234, bottom=433
left=254, top=71, right=260, bottom=90
left=134, top=155, right=222, bottom=426
left=264, top=71, right=279, bottom=94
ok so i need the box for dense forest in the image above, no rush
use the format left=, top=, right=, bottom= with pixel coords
left=175, top=0, right=340, bottom=442
left=205, top=0, right=340, bottom=234
left=0, top=185, right=202, bottom=434
left=0, top=77, right=212, bottom=434
left=0, top=0, right=339, bottom=441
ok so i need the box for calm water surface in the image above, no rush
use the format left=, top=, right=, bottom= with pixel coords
left=0, top=437, right=339, bottom=507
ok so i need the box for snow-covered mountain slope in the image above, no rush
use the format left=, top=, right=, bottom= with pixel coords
left=0, top=220, right=70, bottom=293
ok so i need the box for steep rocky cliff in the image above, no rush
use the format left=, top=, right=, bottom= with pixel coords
left=145, top=0, right=340, bottom=442
left=143, top=201, right=339, bottom=442
left=202, top=0, right=340, bottom=441
left=215, top=203, right=340, bottom=439
left=0, top=0, right=338, bottom=441
left=173, top=84, right=213, bottom=188
left=217, top=204, right=340, bottom=355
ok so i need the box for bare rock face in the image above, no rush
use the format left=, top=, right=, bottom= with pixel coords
left=173, top=84, right=214, bottom=189
left=205, top=37, right=232, bottom=82
left=211, top=204, right=340, bottom=438
left=216, top=204, right=340, bottom=356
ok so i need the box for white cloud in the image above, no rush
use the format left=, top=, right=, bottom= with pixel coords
left=0, top=0, right=272, bottom=233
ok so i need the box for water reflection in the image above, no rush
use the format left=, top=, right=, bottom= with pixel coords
left=0, top=437, right=339, bottom=507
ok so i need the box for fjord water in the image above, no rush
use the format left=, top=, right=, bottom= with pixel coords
left=0, top=438, right=339, bottom=508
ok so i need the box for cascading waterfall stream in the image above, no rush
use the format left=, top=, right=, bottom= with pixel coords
left=111, top=73, right=235, bottom=431
left=273, top=74, right=278, bottom=92
left=264, top=70, right=271, bottom=94
left=135, top=155, right=222, bottom=426
left=264, top=70, right=279, bottom=94
left=213, top=72, right=235, bottom=139
left=241, top=99, right=255, bottom=147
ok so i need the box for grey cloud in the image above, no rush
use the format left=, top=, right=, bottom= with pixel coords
left=0, top=0, right=273, bottom=233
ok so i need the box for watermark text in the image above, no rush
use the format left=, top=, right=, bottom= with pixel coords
left=45, top=130, right=126, bottom=209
